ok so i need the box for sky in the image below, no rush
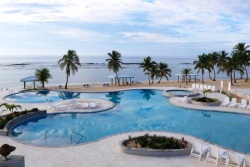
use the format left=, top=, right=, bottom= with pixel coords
left=0, top=0, right=250, bottom=57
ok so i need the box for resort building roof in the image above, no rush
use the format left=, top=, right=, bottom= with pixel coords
left=108, top=73, right=134, bottom=86
left=175, top=73, right=199, bottom=83
left=20, top=76, right=39, bottom=89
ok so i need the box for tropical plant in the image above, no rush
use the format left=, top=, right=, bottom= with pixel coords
left=193, top=54, right=207, bottom=83
left=157, top=62, right=172, bottom=84
left=208, top=52, right=218, bottom=81
left=106, top=50, right=123, bottom=86
left=233, top=42, right=250, bottom=82
left=139, top=56, right=156, bottom=85
left=150, top=64, right=159, bottom=84
left=217, top=50, right=230, bottom=74
left=0, top=103, right=21, bottom=114
left=35, top=68, right=52, bottom=89
left=181, top=68, right=192, bottom=85
left=58, top=50, right=81, bottom=89
left=202, top=89, right=212, bottom=98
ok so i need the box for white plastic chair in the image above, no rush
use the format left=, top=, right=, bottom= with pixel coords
left=207, top=85, right=212, bottom=90
left=51, top=103, right=67, bottom=111
left=205, top=145, right=225, bottom=166
left=196, top=84, right=200, bottom=90
left=243, top=157, right=250, bottom=167
left=212, top=86, right=217, bottom=92
left=192, top=84, right=196, bottom=90
left=221, top=97, right=230, bottom=107
left=226, top=153, right=244, bottom=167
left=199, top=85, right=204, bottom=91
left=228, top=98, right=237, bottom=108
left=89, top=102, right=96, bottom=108
left=190, top=141, right=209, bottom=161
left=71, top=99, right=78, bottom=109
left=82, top=102, right=88, bottom=108
left=238, top=99, right=247, bottom=110
left=204, top=85, right=208, bottom=90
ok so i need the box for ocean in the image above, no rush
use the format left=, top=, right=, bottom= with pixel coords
left=0, top=56, right=237, bottom=89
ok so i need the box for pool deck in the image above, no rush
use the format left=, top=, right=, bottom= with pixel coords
left=1, top=87, right=250, bottom=167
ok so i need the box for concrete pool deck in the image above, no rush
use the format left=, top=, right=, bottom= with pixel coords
left=1, top=87, right=250, bottom=166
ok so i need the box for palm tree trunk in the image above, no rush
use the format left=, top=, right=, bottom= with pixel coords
left=208, top=72, right=212, bottom=80
left=148, top=72, right=151, bottom=85
left=213, top=67, right=216, bottom=81
left=202, top=72, right=204, bottom=83
left=244, top=65, right=248, bottom=82
left=233, top=70, right=236, bottom=83
left=158, top=77, right=162, bottom=84
left=115, top=72, right=120, bottom=86
left=42, top=82, right=45, bottom=89
left=65, top=74, right=69, bottom=89
left=230, top=72, right=233, bottom=86
left=186, top=75, right=188, bottom=85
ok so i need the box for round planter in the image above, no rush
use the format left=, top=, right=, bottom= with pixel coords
left=119, top=137, right=192, bottom=157
left=191, top=99, right=221, bottom=106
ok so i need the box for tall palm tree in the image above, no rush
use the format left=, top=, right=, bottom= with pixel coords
left=106, top=50, right=123, bottom=86
left=233, top=42, right=250, bottom=82
left=181, top=68, right=192, bottom=85
left=217, top=50, right=229, bottom=74
left=150, top=64, right=159, bottom=84
left=58, top=50, right=81, bottom=89
left=35, top=68, right=52, bottom=89
left=208, top=52, right=218, bottom=81
left=157, top=62, right=172, bottom=83
left=139, top=56, right=156, bottom=85
left=193, top=54, right=207, bottom=83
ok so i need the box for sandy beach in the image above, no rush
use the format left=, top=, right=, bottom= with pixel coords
left=49, top=78, right=250, bottom=93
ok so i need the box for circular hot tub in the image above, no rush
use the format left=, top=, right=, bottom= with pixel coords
left=164, top=89, right=199, bottom=97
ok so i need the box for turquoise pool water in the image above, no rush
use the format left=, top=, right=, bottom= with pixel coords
left=165, top=90, right=191, bottom=96
left=9, top=89, right=250, bottom=153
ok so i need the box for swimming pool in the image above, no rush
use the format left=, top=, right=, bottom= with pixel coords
left=9, top=89, right=250, bottom=153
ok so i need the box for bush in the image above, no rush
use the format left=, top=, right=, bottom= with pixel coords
left=126, top=134, right=188, bottom=149
left=193, top=97, right=218, bottom=103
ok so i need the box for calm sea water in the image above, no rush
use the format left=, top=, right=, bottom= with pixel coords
left=0, top=56, right=236, bottom=88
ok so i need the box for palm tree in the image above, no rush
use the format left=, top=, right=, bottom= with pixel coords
left=106, top=50, right=123, bottom=86
left=58, top=50, right=81, bottom=89
left=157, top=62, right=172, bottom=84
left=35, top=68, right=52, bottom=89
left=208, top=52, right=218, bottom=81
left=233, top=42, right=250, bottom=82
left=150, top=64, right=159, bottom=84
left=193, top=54, right=207, bottom=83
left=0, top=103, right=21, bottom=114
left=139, top=56, right=156, bottom=85
left=217, top=50, right=229, bottom=74
left=181, top=68, right=192, bottom=85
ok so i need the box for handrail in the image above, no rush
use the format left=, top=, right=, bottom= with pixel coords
left=71, top=131, right=86, bottom=144
left=9, top=89, right=15, bottom=94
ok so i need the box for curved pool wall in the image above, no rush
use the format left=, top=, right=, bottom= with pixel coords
left=8, top=89, right=250, bottom=153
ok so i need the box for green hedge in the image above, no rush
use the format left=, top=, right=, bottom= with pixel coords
left=0, top=108, right=39, bottom=129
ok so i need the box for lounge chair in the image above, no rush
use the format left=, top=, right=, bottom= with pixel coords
left=204, top=85, right=208, bottom=90
left=82, top=102, right=88, bottom=108
left=243, top=157, right=250, bottom=167
left=71, top=99, right=78, bottom=109
left=238, top=99, right=247, bottom=110
left=199, top=85, right=204, bottom=91
left=51, top=103, right=67, bottom=110
left=205, top=145, right=225, bottom=165
left=191, top=84, right=196, bottom=90
left=228, top=98, right=237, bottom=108
left=195, top=84, right=200, bottom=90
left=207, top=85, right=212, bottom=90
left=190, top=141, right=209, bottom=161
left=89, top=102, right=96, bottom=108
left=226, top=153, right=244, bottom=167
left=221, top=97, right=230, bottom=107
left=211, top=86, right=217, bottom=92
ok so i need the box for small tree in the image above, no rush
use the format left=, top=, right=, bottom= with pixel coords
left=202, top=89, right=212, bottom=98
left=0, top=103, right=22, bottom=114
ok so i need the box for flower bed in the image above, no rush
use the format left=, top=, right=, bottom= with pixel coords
left=119, top=134, right=191, bottom=156
left=191, top=97, right=221, bottom=106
